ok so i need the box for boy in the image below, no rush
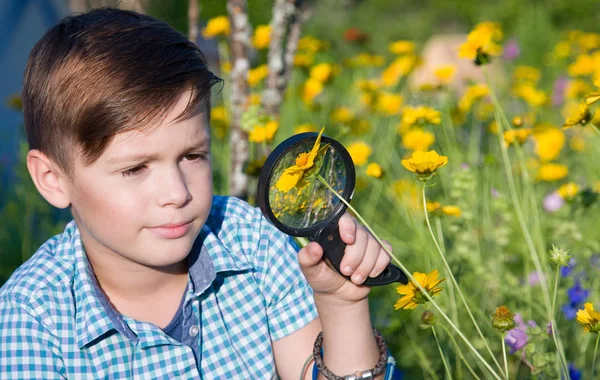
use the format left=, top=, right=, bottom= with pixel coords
left=0, top=8, right=400, bottom=379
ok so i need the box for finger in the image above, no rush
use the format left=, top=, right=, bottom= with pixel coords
left=340, top=226, right=367, bottom=276
left=369, top=241, right=392, bottom=278
left=297, top=242, right=324, bottom=272
left=338, top=212, right=357, bottom=245
left=351, top=233, right=381, bottom=284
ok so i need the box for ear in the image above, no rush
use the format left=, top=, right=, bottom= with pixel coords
left=26, top=150, right=71, bottom=209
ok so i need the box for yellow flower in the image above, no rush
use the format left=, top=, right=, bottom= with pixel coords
left=302, top=78, right=324, bottom=104
left=563, top=103, right=593, bottom=129
left=376, top=92, right=403, bottom=116
left=211, top=105, right=229, bottom=124
left=566, top=79, right=592, bottom=100
left=402, top=150, right=449, bottom=181
left=553, top=41, right=571, bottom=59
left=586, top=79, right=600, bottom=106
left=221, top=61, right=232, bottom=74
left=365, top=163, right=383, bottom=178
left=536, top=163, right=569, bottom=182
left=513, top=84, right=547, bottom=107
left=347, top=142, right=372, bottom=166
left=389, top=40, right=415, bottom=55
left=514, top=66, right=541, bottom=84
left=503, top=129, right=532, bottom=146
left=330, top=107, right=355, bottom=124
left=458, top=26, right=502, bottom=65
left=310, top=63, right=334, bottom=83
left=248, top=120, right=278, bottom=143
left=248, top=65, right=269, bottom=87
left=401, top=129, right=435, bottom=152
left=202, top=16, right=230, bottom=38
left=247, top=93, right=261, bottom=106
left=568, top=54, right=599, bottom=77
left=275, top=128, right=325, bottom=192
left=294, top=53, right=314, bottom=68
left=401, top=106, right=441, bottom=127
left=298, top=36, right=324, bottom=54
left=558, top=182, right=579, bottom=200
left=441, top=206, right=462, bottom=217
left=434, top=65, right=456, bottom=85
left=458, top=84, right=489, bottom=113
left=532, top=127, right=565, bottom=162
left=394, top=269, right=445, bottom=310
left=426, top=201, right=441, bottom=213
left=252, top=25, right=271, bottom=49
left=576, top=303, right=600, bottom=333
left=294, top=123, right=317, bottom=134
left=347, top=53, right=385, bottom=67
left=381, top=56, right=417, bottom=87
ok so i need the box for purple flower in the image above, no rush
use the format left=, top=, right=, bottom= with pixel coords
left=503, top=39, right=520, bottom=61
left=560, top=257, right=575, bottom=277
left=552, top=77, right=568, bottom=106
left=543, top=192, right=565, bottom=213
left=562, top=302, right=579, bottom=320
left=528, top=272, right=540, bottom=286
left=546, top=321, right=553, bottom=335
left=504, top=313, right=534, bottom=354
left=568, top=363, right=582, bottom=380
left=491, top=188, right=500, bottom=198
left=461, top=163, right=470, bottom=170
left=567, top=280, right=589, bottom=304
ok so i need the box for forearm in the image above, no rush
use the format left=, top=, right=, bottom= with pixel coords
left=314, top=295, right=383, bottom=380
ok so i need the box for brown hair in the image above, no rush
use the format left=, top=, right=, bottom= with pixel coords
left=22, top=8, right=222, bottom=176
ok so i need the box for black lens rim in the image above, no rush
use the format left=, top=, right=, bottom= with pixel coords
left=257, top=132, right=356, bottom=237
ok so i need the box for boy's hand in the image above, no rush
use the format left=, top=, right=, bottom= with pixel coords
left=297, top=213, right=392, bottom=304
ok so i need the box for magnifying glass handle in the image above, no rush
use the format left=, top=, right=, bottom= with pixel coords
left=315, top=222, right=408, bottom=286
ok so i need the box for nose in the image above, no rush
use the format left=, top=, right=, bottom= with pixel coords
left=157, top=166, right=192, bottom=208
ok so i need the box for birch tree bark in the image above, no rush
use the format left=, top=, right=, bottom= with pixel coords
left=188, top=0, right=199, bottom=43
left=227, top=0, right=252, bottom=198
left=264, top=0, right=310, bottom=118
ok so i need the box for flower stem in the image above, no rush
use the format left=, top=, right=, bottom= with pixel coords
left=315, top=174, right=502, bottom=380
left=439, top=324, right=481, bottom=380
left=589, top=122, right=600, bottom=136
left=421, top=183, right=505, bottom=376
left=432, top=326, right=453, bottom=380
left=593, top=333, right=600, bottom=379
left=501, top=333, right=509, bottom=380
left=550, top=265, right=570, bottom=379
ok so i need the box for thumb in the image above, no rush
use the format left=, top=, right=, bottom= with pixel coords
left=297, top=242, right=325, bottom=277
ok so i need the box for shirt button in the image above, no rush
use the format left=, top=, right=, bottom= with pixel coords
left=189, top=325, right=199, bottom=337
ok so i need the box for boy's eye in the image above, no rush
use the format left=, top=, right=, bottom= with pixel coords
left=122, top=165, right=146, bottom=177
left=184, top=152, right=209, bottom=161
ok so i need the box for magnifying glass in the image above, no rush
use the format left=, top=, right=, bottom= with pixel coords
left=257, top=131, right=408, bottom=286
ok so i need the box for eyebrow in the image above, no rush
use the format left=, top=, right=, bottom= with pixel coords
left=107, top=137, right=210, bottom=165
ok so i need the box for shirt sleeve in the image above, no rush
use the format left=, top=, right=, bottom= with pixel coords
left=0, top=298, right=66, bottom=379
left=252, top=211, right=319, bottom=341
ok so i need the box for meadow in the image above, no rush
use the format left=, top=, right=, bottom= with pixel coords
left=2, top=1, right=600, bottom=378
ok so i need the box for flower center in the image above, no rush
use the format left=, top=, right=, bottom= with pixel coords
left=295, top=152, right=309, bottom=166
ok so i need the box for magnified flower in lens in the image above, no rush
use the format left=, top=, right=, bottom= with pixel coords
left=394, top=269, right=445, bottom=310
left=401, top=150, right=448, bottom=182
left=275, top=128, right=326, bottom=193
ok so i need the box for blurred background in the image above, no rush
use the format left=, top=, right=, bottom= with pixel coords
left=2, top=1, right=600, bottom=378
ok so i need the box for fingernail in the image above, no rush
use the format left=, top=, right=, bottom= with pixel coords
left=343, top=266, right=354, bottom=275
left=353, top=274, right=364, bottom=283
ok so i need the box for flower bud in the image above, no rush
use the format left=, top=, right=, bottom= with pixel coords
left=492, top=306, right=517, bottom=333
left=420, top=311, right=436, bottom=328
left=549, top=245, right=571, bottom=268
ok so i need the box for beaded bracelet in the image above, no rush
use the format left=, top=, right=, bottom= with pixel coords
left=312, top=329, right=388, bottom=380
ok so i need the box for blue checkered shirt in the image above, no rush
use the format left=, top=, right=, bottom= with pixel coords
left=0, top=196, right=398, bottom=379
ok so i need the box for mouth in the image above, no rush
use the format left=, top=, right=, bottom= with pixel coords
left=148, top=220, right=194, bottom=239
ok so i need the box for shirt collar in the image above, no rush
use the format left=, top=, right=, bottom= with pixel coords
left=65, top=212, right=253, bottom=347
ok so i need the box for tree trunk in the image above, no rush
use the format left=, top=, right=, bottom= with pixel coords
left=264, top=0, right=309, bottom=118
left=188, top=0, right=199, bottom=43
left=226, top=0, right=251, bottom=199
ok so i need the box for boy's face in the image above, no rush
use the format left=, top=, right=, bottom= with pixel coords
left=65, top=91, right=213, bottom=269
